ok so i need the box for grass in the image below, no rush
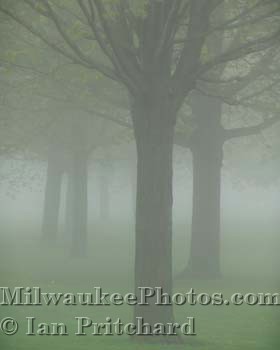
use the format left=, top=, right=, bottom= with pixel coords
left=0, top=221, right=279, bottom=349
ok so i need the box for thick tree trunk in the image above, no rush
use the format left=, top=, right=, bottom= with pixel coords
left=129, top=164, right=137, bottom=222
left=131, top=96, right=176, bottom=336
left=182, top=93, right=224, bottom=279
left=187, top=142, right=223, bottom=278
left=42, top=149, right=63, bottom=242
left=68, top=151, right=88, bottom=257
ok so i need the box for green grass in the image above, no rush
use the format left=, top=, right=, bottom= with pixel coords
left=0, top=222, right=279, bottom=349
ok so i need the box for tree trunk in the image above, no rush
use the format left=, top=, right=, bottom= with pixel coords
left=68, top=151, right=88, bottom=257
left=98, top=161, right=111, bottom=223
left=129, top=163, right=137, bottom=222
left=183, top=93, right=224, bottom=278
left=187, top=142, right=223, bottom=278
left=131, top=95, right=176, bottom=334
left=64, top=172, right=73, bottom=242
left=42, top=148, right=63, bottom=242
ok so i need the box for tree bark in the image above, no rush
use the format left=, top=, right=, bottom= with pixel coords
left=42, top=148, right=63, bottom=242
left=131, top=95, right=176, bottom=333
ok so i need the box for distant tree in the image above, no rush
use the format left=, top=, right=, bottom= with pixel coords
left=0, top=12, right=129, bottom=256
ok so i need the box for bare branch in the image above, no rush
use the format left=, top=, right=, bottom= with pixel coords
left=154, top=0, right=182, bottom=59
left=198, top=46, right=279, bottom=103
left=92, top=0, right=142, bottom=94
left=42, top=0, right=118, bottom=80
left=224, top=115, right=280, bottom=140
left=213, top=6, right=280, bottom=32
left=0, top=2, right=119, bottom=81
left=77, top=0, right=118, bottom=69
left=212, top=0, right=271, bottom=31
left=201, top=28, right=280, bottom=73
left=172, top=0, right=213, bottom=102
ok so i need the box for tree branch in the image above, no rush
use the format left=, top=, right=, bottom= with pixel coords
left=201, top=28, right=280, bottom=73
left=91, top=0, right=142, bottom=94
left=172, top=0, right=214, bottom=105
left=42, top=0, right=119, bottom=80
left=0, top=2, right=119, bottom=81
left=224, top=115, right=280, bottom=140
left=211, top=0, right=273, bottom=31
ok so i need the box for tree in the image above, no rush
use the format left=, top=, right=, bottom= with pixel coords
left=96, top=158, right=113, bottom=223
left=180, top=44, right=280, bottom=278
left=0, top=11, right=129, bottom=256
left=1, top=0, right=279, bottom=341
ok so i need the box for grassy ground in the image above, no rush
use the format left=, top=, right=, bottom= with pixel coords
left=0, top=222, right=279, bottom=349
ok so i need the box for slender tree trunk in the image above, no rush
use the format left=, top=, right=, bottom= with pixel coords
left=42, top=148, right=63, bottom=242
left=68, top=151, right=88, bottom=257
left=98, top=162, right=111, bottom=223
left=182, top=93, right=224, bottom=278
left=64, top=172, right=73, bottom=242
left=131, top=96, right=176, bottom=335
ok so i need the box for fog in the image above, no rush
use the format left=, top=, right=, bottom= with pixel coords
left=0, top=152, right=278, bottom=255
left=0, top=157, right=278, bottom=225
left=0, top=1, right=280, bottom=349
